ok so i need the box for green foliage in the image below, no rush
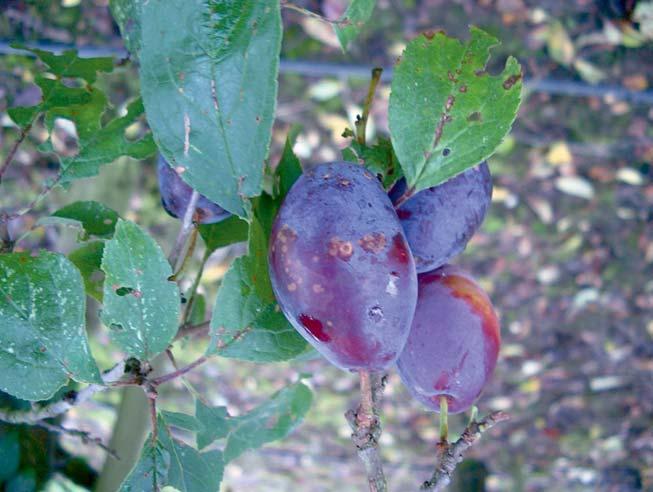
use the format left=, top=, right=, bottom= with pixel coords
left=344, top=137, right=403, bottom=189
left=7, top=48, right=155, bottom=183
left=275, top=137, right=303, bottom=199
left=100, top=220, right=180, bottom=360
left=198, top=215, right=249, bottom=253
left=119, top=440, right=170, bottom=492
left=0, top=430, right=20, bottom=481
left=0, top=252, right=100, bottom=400
left=69, top=241, right=105, bottom=302
left=50, top=201, right=119, bottom=239
left=139, top=0, right=282, bottom=217
left=207, top=216, right=307, bottom=362
left=389, top=27, right=522, bottom=192
left=334, top=0, right=377, bottom=50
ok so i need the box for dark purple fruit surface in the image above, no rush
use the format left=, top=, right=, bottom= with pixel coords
left=397, top=265, right=500, bottom=413
left=157, top=155, right=230, bottom=224
left=390, top=162, right=492, bottom=273
left=269, top=162, right=418, bottom=371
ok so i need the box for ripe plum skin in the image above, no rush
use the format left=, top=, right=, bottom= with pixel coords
left=390, top=162, right=492, bottom=273
left=269, top=162, right=418, bottom=371
left=157, top=155, right=230, bottom=224
left=397, top=265, right=500, bottom=414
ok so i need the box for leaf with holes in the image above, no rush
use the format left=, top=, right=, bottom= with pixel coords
left=100, top=219, right=179, bottom=359
left=389, top=27, right=522, bottom=192
left=7, top=46, right=112, bottom=129
left=50, top=96, right=156, bottom=183
left=139, top=0, right=282, bottom=217
left=334, top=0, right=376, bottom=51
left=0, top=252, right=101, bottom=400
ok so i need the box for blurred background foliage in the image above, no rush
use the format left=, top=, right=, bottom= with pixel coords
left=1, top=0, right=652, bottom=491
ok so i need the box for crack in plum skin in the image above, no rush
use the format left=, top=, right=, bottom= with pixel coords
left=157, top=155, right=231, bottom=225
left=269, top=162, right=418, bottom=371
left=389, top=162, right=492, bottom=273
left=397, top=265, right=500, bottom=414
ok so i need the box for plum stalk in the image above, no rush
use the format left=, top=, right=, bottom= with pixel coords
left=347, top=371, right=388, bottom=492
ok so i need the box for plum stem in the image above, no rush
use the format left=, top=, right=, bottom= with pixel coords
left=439, top=396, right=449, bottom=442
left=169, top=225, right=199, bottom=281
left=420, top=410, right=510, bottom=491
left=356, top=68, right=384, bottom=146
left=168, top=190, right=200, bottom=270
left=346, top=371, right=388, bottom=492
left=392, top=186, right=415, bottom=208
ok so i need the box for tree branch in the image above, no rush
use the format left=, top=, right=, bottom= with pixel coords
left=346, top=371, right=387, bottom=492
left=150, top=356, right=208, bottom=387
left=0, top=362, right=126, bottom=424
left=0, top=122, right=32, bottom=185
left=35, top=420, right=119, bottom=459
left=420, top=411, right=510, bottom=491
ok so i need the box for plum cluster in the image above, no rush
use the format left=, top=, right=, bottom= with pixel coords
left=269, top=161, right=500, bottom=414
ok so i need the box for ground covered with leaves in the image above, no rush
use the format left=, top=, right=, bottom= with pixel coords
left=1, top=1, right=652, bottom=491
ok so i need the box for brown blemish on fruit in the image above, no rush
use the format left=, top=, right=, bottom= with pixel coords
left=312, top=284, right=325, bottom=293
left=388, top=234, right=410, bottom=265
left=338, top=179, right=351, bottom=187
left=328, top=237, right=354, bottom=261
left=359, top=233, right=387, bottom=254
left=312, top=255, right=319, bottom=262
left=287, top=282, right=297, bottom=292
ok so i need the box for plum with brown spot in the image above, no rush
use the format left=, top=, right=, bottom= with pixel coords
left=397, top=265, right=501, bottom=414
left=390, top=162, right=492, bottom=273
left=157, top=155, right=231, bottom=224
left=269, top=162, right=418, bottom=371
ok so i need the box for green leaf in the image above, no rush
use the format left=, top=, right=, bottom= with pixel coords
left=161, top=411, right=204, bottom=432
left=120, top=439, right=170, bottom=492
left=139, top=0, right=282, bottom=217
left=198, top=216, right=249, bottom=254
left=0, top=430, right=20, bottom=481
left=334, top=0, right=376, bottom=51
left=0, top=252, right=101, bottom=400
left=100, top=220, right=180, bottom=359
left=159, top=416, right=224, bottom=492
left=206, top=217, right=307, bottom=362
left=389, top=27, right=522, bottom=192
left=56, top=97, right=156, bottom=183
left=346, top=137, right=403, bottom=189
left=109, top=0, right=144, bottom=56
left=51, top=201, right=119, bottom=239
left=14, top=45, right=114, bottom=83
left=7, top=46, right=113, bottom=129
left=69, top=241, right=105, bottom=302
left=194, top=383, right=312, bottom=461
left=195, top=402, right=230, bottom=450
left=275, top=137, right=303, bottom=199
